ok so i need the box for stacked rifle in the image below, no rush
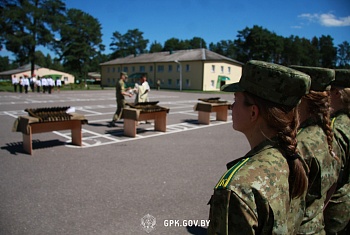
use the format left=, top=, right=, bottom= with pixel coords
left=25, top=106, right=72, bottom=122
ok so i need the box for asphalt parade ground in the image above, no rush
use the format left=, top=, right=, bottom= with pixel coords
left=0, top=89, right=250, bottom=235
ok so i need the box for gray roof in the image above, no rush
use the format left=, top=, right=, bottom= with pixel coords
left=0, top=64, right=42, bottom=75
left=100, top=48, right=243, bottom=66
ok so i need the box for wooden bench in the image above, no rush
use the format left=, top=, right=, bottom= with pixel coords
left=122, top=108, right=169, bottom=137
left=194, top=102, right=231, bottom=125
left=13, top=113, right=87, bottom=155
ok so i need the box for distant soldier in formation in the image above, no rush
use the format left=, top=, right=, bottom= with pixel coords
left=12, top=75, right=18, bottom=92
left=36, top=77, right=41, bottom=93
left=56, top=79, right=62, bottom=93
left=22, top=75, right=30, bottom=94
left=41, top=76, right=48, bottom=93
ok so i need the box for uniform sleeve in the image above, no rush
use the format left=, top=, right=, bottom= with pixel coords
left=208, top=189, right=273, bottom=235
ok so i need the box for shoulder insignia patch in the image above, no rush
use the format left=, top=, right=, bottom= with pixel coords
left=214, top=158, right=250, bottom=190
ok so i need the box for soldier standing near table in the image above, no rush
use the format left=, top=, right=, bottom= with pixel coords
left=290, top=66, right=340, bottom=235
left=208, top=60, right=311, bottom=234
left=109, top=72, right=133, bottom=127
left=324, top=69, right=350, bottom=235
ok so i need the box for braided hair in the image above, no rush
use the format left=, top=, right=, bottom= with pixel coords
left=304, top=90, right=338, bottom=159
left=243, top=92, right=308, bottom=199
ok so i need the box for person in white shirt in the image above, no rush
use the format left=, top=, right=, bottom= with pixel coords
left=47, top=77, right=54, bottom=94
left=41, top=77, right=48, bottom=93
left=12, top=75, right=19, bottom=92
left=56, top=79, right=62, bottom=93
left=22, top=76, right=30, bottom=94
left=36, top=78, right=41, bottom=93
left=140, top=74, right=150, bottom=102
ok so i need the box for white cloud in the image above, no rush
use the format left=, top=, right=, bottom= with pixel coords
left=298, top=13, right=350, bottom=27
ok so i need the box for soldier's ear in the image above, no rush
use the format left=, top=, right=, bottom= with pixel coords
left=251, top=105, right=259, bottom=122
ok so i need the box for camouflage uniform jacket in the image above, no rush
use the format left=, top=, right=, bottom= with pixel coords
left=116, top=79, right=125, bottom=101
left=324, top=111, right=350, bottom=234
left=296, top=118, right=340, bottom=235
left=208, top=138, right=306, bottom=235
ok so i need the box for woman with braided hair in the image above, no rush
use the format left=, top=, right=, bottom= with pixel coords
left=290, top=66, right=340, bottom=235
left=208, top=60, right=311, bottom=235
left=324, top=69, right=350, bottom=235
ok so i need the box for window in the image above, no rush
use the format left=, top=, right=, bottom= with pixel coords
left=118, top=67, right=121, bottom=73
left=211, top=65, right=215, bottom=72
left=168, top=79, right=172, bottom=85
left=132, top=66, right=135, bottom=72
left=211, top=80, right=215, bottom=87
left=112, top=67, right=115, bottom=73
left=221, top=66, right=224, bottom=73
left=168, top=65, right=173, bottom=72
left=113, top=78, right=115, bottom=83
left=228, top=67, right=231, bottom=74
left=176, top=79, right=180, bottom=86
left=123, top=67, right=128, bottom=73
left=140, top=66, right=145, bottom=72
left=107, top=78, right=110, bottom=83
left=186, top=79, right=190, bottom=87
left=186, top=64, right=190, bottom=72
left=149, top=66, right=153, bottom=72
left=177, top=65, right=180, bottom=72
left=157, top=65, right=164, bottom=72
left=64, top=77, right=68, bottom=82
left=107, top=67, right=110, bottom=73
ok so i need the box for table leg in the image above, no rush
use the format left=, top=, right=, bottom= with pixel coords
left=23, top=132, right=32, bottom=155
left=216, top=108, right=228, bottom=121
left=124, top=119, right=137, bottom=137
left=154, top=112, right=167, bottom=132
left=71, top=123, right=82, bottom=146
left=198, top=111, right=210, bottom=125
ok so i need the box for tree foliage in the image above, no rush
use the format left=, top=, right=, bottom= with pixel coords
left=53, top=8, right=105, bottom=78
left=0, top=0, right=66, bottom=75
left=110, top=29, right=148, bottom=59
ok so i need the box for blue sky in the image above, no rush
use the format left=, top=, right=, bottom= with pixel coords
left=1, top=0, right=350, bottom=59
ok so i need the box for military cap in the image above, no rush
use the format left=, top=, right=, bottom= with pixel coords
left=332, top=69, right=350, bottom=88
left=289, top=65, right=335, bottom=91
left=221, top=60, right=311, bottom=106
left=120, top=72, right=128, bottom=78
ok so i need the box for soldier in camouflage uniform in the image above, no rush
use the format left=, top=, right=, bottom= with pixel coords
left=290, top=66, right=340, bottom=235
left=109, top=72, right=133, bottom=127
left=324, top=69, right=350, bottom=235
left=208, top=60, right=311, bottom=235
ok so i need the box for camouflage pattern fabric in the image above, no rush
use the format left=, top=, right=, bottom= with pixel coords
left=296, top=119, right=340, bottom=235
left=289, top=66, right=335, bottom=91
left=208, top=138, right=306, bottom=235
left=221, top=60, right=311, bottom=107
left=332, top=70, right=350, bottom=88
left=324, top=111, right=350, bottom=234
left=113, top=79, right=126, bottom=121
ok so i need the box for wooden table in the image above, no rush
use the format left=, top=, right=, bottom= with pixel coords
left=194, top=102, right=231, bottom=125
left=122, top=108, right=169, bottom=137
left=12, top=113, right=87, bottom=155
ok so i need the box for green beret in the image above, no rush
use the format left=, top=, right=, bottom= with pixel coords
left=121, top=72, right=128, bottom=78
left=221, top=60, right=311, bottom=107
left=289, top=65, right=335, bottom=91
left=332, top=69, right=350, bottom=88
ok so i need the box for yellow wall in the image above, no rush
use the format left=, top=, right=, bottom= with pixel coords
left=203, top=62, right=242, bottom=91
left=101, top=61, right=242, bottom=91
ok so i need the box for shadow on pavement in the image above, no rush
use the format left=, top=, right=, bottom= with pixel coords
left=1, top=139, right=66, bottom=155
